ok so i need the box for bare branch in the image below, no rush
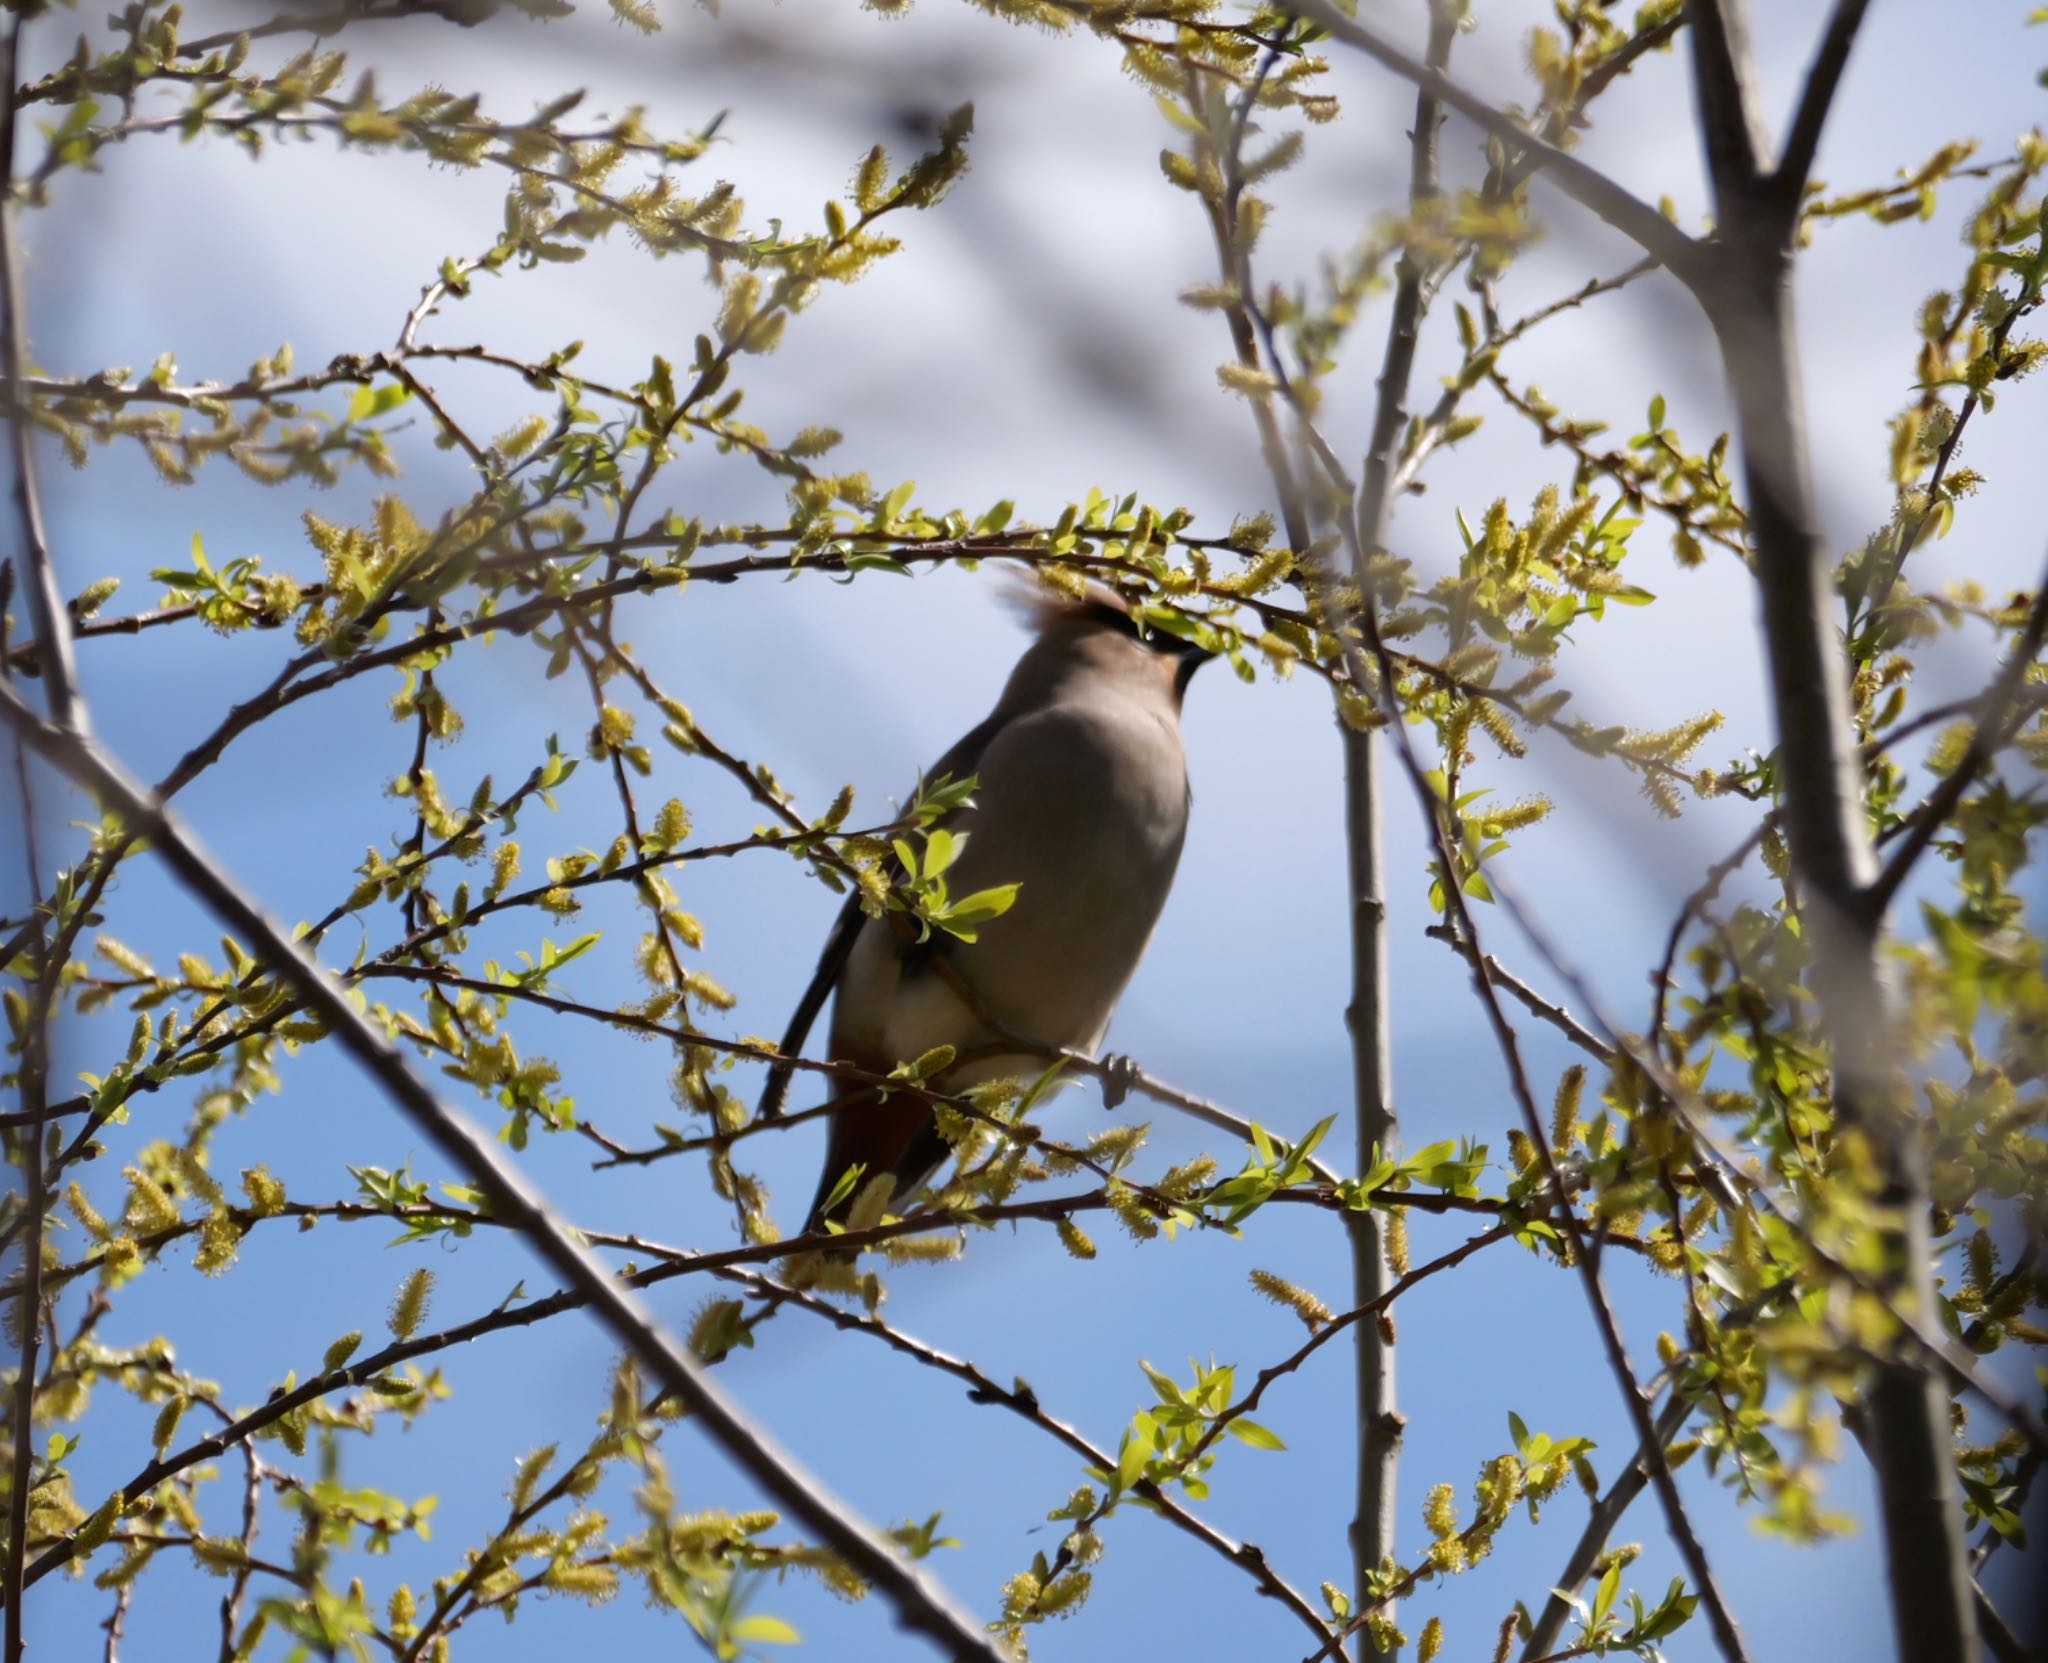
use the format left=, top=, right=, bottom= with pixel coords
left=1338, top=604, right=1755, bottom=1663
left=1336, top=12, right=1457, bottom=1641
left=0, top=19, right=84, bottom=736
left=1776, top=0, right=1877, bottom=202
left=1683, top=0, right=1768, bottom=195
left=1424, top=924, right=1614, bottom=1063
left=1972, top=1579, right=2031, bottom=1663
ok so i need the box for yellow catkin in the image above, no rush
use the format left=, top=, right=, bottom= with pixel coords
left=388, top=1268, right=435, bottom=1340
left=1386, top=1210, right=1411, bottom=1277
left=1249, top=1269, right=1333, bottom=1329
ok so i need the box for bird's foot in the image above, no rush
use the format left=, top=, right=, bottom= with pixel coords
left=1099, top=1052, right=1140, bottom=1110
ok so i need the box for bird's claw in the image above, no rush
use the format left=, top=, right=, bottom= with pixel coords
left=1100, top=1052, right=1139, bottom=1110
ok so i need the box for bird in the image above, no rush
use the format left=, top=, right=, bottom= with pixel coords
left=761, top=583, right=1213, bottom=1237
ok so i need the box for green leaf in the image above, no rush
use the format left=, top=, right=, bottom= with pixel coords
left=729, top=1616, right=799, bottom=1645
left=840, top=552, right=914, bottom=577
left=1116, top=1411, right=1156, bottom=1491
left=923, top=827, right=963, bottom=878
left=1593, top=1557, right=1622, bottom=1627
left=1225, top=1418, right=1286, bottom=1451
left=346, top=382, right=413, bottom=423
left=933, top=882, right=1020, bottom=941
left=1290, top=1113, right=1336, bottom=1169
left=816, top=1163, right=866, bottom=1219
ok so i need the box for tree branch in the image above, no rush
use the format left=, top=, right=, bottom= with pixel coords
left=1343, top=607, right=1754, bottom=1663
left=18, top=1176, right=1175, bottom=1588
left=1519, top=1393, right=1693, bottom=1660
left=1701, top=47, right=1986, bottom=1638
left=1775, top=0, right=1876, bottom=203
left=1338, top=8, right=1457, bottom=1643
left=1682, top=0, right=1767, bottom=195
left=2, top=19, right=72, bottom=1653
left=0, top=685, right=1005, bottom=1663
left=1284, top=0, right=1709, bottom=289
left=1971, top=1578, right=2031, bottom=1663
left=1188, top=1225, right=1507, bottom=1472
left=1864, top=558, right=2048, bottom=919
left=0, top=18, right=83, bottom=736
left=1424, top=925, right=1613, bottom=1064
left=717, top=1266, right=1335, bottom=1648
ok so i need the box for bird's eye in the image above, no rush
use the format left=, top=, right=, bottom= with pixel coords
left=1084, top=600, right=1144, bottom=640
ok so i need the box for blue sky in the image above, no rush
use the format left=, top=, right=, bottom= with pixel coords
left=8, top=2, right=2045, bottom=1659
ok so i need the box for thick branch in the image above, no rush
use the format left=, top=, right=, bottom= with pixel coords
left=1775, top=0, right=1876, bottom=202
left=1682, top=0, right=1767, bottom=193
left=1706, top=107, right=1981, bottom=1647
left=0, top=684, right=1004, bottom=1663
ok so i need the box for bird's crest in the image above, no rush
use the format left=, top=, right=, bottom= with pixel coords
left=997, top=575, right=1135, bottom=639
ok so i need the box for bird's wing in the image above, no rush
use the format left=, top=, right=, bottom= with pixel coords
left=757, top=711, right=1006, bottom=1120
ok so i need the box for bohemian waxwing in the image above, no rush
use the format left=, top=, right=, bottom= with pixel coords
left=762, top=585, right=1212, bottom=1232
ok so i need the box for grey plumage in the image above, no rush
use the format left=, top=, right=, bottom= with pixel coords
left=768, top=587, right=1209, bottom=1230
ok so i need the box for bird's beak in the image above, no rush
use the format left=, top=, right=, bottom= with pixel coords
left=1168, top=635, right=1216, bottom=699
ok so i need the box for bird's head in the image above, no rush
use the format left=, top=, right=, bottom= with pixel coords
left=1005, top=581, right=1218, bottom=708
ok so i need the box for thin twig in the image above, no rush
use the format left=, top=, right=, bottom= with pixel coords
left=1650, top=822, right=1769, bottom=1054
left=1519, top=1393, right=1694, bottom=1660
left=1286, top=0, right=1708, bottom=289
left=1184, top=1225, right=1507, bottom=1471
left=0, top=688, right=1006, bottom=1663
left=1864, top=560, right=2048, bottom=918
left=1424, top=925, right=1613, bottom=1063
left=15, top=1178, right=1170, bottom=1591
left=1332, top=7, right=1457, bottom=1642
left=717, top=1266, right=1334, bottom=1647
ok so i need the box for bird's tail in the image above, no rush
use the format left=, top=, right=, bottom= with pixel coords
left=801, top=1090, right=955, bottom=1252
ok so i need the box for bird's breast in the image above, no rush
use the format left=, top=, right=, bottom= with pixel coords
left=834, top=692, right=1191, bottom=1069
